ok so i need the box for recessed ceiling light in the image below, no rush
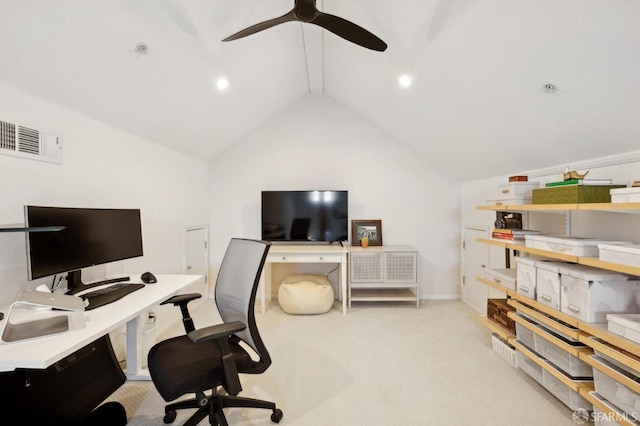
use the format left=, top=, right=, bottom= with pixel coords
left=398, top=74, right=413, bottom=88
left=215, top=78, right=229, bottom=92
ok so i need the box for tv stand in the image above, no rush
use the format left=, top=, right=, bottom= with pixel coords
left=65, top=270, right=131, bottom=295
left=259, top=245, right=349, bottom=314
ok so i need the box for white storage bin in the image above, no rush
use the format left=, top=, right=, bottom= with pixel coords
left=492, top=334, right=517, bottom=367
left=607, top=314, right=640, bottom=344
left=534, top=333, right=592, bottom=378
left=524, top=235, right=631, bottom=257
left=542, top=368, right=592, bottom=410
left=515, top=319, right=536, bottom=350
left=536, top=261, right=573, bottom=310
left=593, top=361, right=640, bottom=416
left=497, top=182, right=540, bottom=201
left=610, top=187, right=640, bottom=203
left=484, top=268, right=517, bottom=291
left=516, top=350, right=544, bottom=385
left=516, top=257, right=537, bottom=299
left=599, top=244, right=640, bottom=268
left=559, top=264, right=640, bottom=323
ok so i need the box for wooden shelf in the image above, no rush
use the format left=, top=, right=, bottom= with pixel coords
left=579, top=390, right=639, bottom=426
left=477, top=315, right=516, bottom=343
left=349, top=288, right=417, bottom=302
left=475, top=276, right=510, bottom=293
left=476, top=200, right=640, bottom=422
left=477, top=202, right=640, bottom=212
left=507, top=292, right=582, bottom=330
left=512, top=340, right=593, bottom=393
left=477, top=237, right=640, bottom=276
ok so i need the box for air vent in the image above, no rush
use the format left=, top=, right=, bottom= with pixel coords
left=0, top=119, right=62, bottom=163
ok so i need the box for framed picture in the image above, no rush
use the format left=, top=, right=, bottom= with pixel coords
left=351, top=220, right=383, bottom=246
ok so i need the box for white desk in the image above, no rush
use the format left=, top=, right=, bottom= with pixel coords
left=0, top=274, right=204, bottom=380
left=260, top=245, right=349, bottom=315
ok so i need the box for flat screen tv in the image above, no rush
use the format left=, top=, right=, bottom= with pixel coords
left=24, top=206, right=144, bottom=290
left=261, top=191, right=348, bottom=243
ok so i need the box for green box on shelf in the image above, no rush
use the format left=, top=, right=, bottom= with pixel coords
left=532, top=185, right=625, bottom=204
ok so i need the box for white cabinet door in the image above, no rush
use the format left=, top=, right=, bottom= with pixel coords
left=462, top=226, right=489, bottom=314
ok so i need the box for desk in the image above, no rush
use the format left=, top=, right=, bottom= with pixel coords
left=260, top=245, right=348, bottom=315
left=0, top=274, right=204, bottom=380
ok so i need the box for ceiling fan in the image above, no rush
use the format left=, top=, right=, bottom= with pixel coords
left=222, top=0, right=387, bottom=52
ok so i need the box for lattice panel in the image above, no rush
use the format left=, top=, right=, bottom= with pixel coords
left=384, top=252, right=417, bottom=282
left=350, top=252, right=383, bottom=282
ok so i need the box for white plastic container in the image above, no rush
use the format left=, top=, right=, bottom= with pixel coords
left=598, top=244, right=640, bottom=268
left=516, top=257, right=537, bottom=299
left=515, top=317, right=536, bottom=350
left=610, top=187, right=640, bottom=203
left=559, top=264, right=640, bottom=323
left=516, top=350, right=544, bottom=385
left=525, top=235, right=632, bottom=257
left=592, top=358, right=640, bottom=416
left=607, top=314, right=640, bottom=344
left=535, top=261, right=573, bottom=310
left=491, top=334, right=517, bottom=367
left=534, top=333, right=592, bottom=378
left=497, top=182, right=540, bottom=201
left=542, top=368, right=592, bottom=410
left=484, top=268, right=517, bottom=291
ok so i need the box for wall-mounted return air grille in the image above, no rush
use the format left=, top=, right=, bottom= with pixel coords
left=0, top=119, right=63, bottom=164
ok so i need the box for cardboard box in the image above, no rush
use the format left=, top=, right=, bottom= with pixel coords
left=532, top=185, right=625, bottom=204
left=598, top=244, right=640, bottom=267
left=487, top=298, right=516, bottom=333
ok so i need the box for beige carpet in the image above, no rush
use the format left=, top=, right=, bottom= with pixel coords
left=107, top=299, right=582, bottom=425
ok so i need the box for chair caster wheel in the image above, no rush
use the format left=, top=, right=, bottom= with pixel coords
left=163, top=410, right=177, bottom=424
left=271, top=408, right=283, bottom=423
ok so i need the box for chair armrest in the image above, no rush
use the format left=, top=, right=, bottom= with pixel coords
left=161, top=293, right=202, bottom=306
left=187, top=321, right=247, bottom=396
left=187, top=321, right=246, bottom=344
left=161, top=293, right=202, bottom=333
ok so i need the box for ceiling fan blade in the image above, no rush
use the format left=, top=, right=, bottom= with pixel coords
left=311, top=13, right=387, bottom=52
left=222, top=10, right=297, bottom=42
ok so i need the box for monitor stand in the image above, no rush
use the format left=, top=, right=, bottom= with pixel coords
left=66, top=270, right=131, bottom=295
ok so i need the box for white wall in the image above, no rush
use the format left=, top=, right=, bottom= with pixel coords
left=0, top=82, right=210, bottom=342
left=208, top=94, right=461, bottom=299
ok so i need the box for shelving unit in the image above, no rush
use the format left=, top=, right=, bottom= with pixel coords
left=475, top=202, right=640, bottom=424
left=348, top=245, right=418, bottom=308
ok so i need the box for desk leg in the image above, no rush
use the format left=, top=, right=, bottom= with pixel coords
left=341, top=257, right=347, bottom=315
left=125, top=314, right=151, bottom=380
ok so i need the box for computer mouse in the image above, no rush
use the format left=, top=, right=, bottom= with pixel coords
left=141, top=272, right=157, bottom=284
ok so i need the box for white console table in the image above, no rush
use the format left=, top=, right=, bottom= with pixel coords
left=259, top=245, right=349, bottom=315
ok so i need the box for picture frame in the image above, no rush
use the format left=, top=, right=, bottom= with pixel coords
left=351, top=220, right=383, bottom=246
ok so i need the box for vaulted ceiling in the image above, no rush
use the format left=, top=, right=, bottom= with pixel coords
left=1, top=0, right=639, bottom=181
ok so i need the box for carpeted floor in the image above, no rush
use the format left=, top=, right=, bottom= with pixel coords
left=107, top=299, right=583, bottom=425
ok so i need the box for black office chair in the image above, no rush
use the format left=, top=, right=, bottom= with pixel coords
left=147, top=238, right=283, bottom=426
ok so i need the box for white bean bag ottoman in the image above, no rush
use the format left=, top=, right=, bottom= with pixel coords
left=278, top=274, right=335, bottom=315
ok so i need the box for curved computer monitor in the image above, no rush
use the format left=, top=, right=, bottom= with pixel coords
left=24, top=206, right=143, bottom=287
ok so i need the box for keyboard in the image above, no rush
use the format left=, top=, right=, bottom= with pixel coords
left=78, top=283, right=145, bottom=310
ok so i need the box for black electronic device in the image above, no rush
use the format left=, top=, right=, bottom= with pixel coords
left=79, top=283, right=145, bottom=310
left=141, top=271, right=157, bottom=284
left=261, top=190, right=348, bottom=243
left=24, top=206, right=144, bottom=294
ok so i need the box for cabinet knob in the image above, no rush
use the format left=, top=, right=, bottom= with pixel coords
left=319, top=256, right=324, bottom=260
left=282, top=256, right=286, bottom=261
